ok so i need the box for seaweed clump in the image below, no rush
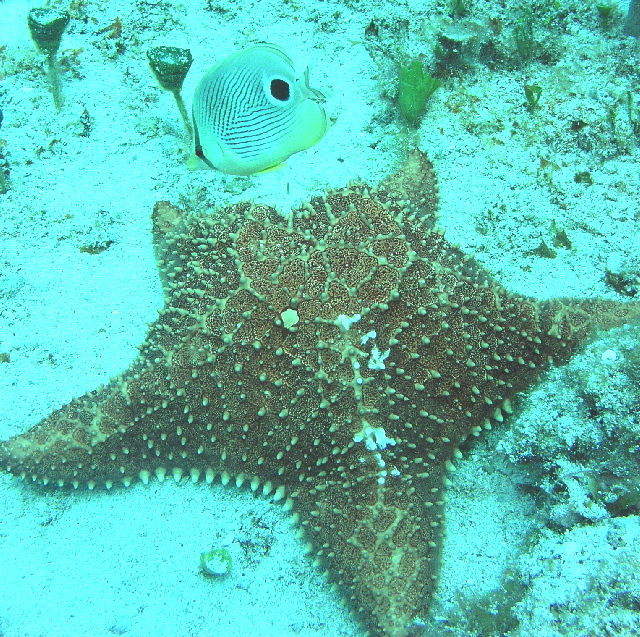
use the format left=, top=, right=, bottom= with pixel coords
left=397, top=59, right=441, bottom=127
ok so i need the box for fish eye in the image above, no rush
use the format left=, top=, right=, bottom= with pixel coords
left=270, top=78, right=290, bottom=102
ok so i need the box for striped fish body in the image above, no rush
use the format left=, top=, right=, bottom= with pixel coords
left=192, top=44, right=329, bottom=175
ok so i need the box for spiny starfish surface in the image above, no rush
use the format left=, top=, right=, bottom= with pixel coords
left=1, top=151, right=637, bottom=637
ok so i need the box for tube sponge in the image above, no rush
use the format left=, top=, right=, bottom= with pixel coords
left=147, top=46, right=194, bottom=139
left=624, top=0, right=640, bottom=37
left=27, top=8, right=70, bottom=111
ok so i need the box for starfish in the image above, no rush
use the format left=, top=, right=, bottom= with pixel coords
left=1, top=151, right=637, bottom=637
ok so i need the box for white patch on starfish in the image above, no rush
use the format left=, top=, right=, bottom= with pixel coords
left=353, top=424, right=397, bottom=451
left=368, top=345, right=390, bottom=370
left=336, top=313, right=361, bottom=331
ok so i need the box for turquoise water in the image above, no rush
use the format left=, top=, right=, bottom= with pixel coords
left=0, top=1, right=639, bottom=636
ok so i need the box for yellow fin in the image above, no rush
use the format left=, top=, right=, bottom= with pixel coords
left=254, top=163, right=287, bottom=175
left=187, top=154, right=207, bottom=171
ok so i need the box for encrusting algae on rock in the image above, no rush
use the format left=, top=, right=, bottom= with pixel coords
left=1, top=151, right=638, bottom=637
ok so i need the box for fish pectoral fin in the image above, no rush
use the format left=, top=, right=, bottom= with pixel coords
left=302, top=66, right=327, bottom=102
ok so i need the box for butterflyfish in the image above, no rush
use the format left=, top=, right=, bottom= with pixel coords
left=191, top=43, right=329, bottom=175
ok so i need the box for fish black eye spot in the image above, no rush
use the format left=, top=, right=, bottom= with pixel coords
left=270, top=78, right=290, bottom=101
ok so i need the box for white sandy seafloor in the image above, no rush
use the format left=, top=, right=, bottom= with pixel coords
left=0, top=0, right=639, bottom=635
